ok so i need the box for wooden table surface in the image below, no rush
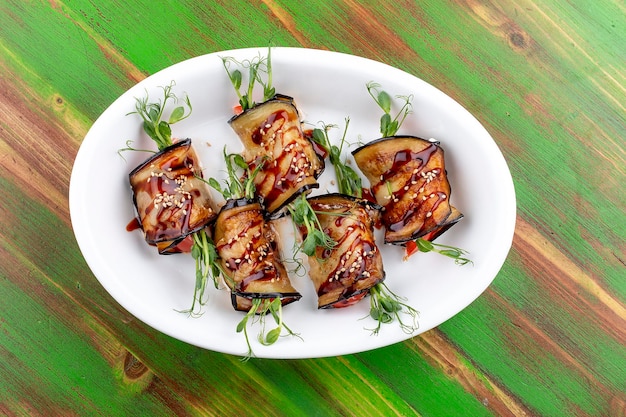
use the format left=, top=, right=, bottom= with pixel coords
left=1, top=1, right=624, bottom=416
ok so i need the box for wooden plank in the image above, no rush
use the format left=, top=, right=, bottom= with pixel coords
left=0, top=0, right=624, bottom=416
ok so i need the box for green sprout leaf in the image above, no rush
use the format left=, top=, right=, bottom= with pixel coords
left=309, top=119, right=363, bottom=199
left=415, top=238, right=473, bottom=265
left=237, top=298, right=301, bottom=361
left=366, top=81, right=413, bottom=137
left=201, top=147, right=264, bottom=202
left=176, top=229, right=224, bottom=318
left=128, top=81, right=192, bottom=151
left=288, top=194, right=337, bottom=257
left=367, top=283, right=419, bottom=335
left=222, top=47, right=274, bottom=112
left=168, top=106, right=185, bottom=124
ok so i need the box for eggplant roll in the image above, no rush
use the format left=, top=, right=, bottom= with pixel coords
left=352, top=136, right=463, bottom=245
left=305, top=194, right=385, bottom=309
left=129, top=139, right=217, bottom=254
left=213, top=198, right=301, bottom=312
left=228, top=95, right=324, bottom=217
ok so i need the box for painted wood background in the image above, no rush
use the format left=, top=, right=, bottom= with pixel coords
left=1, top=1, right=624, bottom=416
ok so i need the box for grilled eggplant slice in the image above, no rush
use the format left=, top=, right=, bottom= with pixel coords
left=228, top=95, right=324, bottom=217
left=352, top=136, right=463, bottom=244
left=213, top=197, right=301, bottom=312
left=129, top=139, right=217, bottom=254
left=305, top=194, right=385, bottom=309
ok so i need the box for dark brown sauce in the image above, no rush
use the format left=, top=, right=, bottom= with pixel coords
left=388, top=191, right=447, bottom=233
left=241, top=266, right=278, bottom=288
left=310, top=137, right=328, bottom=160
left=375, top=144, right=438, bottom=190
left=126, top=217, right=141, bottom=232
left=361, top=188, right=376, bottom=204
left=251, top=110, right=289, bottom=144
left=216, top=217, right=263, bottom=252
left=318, top=234, right=376, bottom=296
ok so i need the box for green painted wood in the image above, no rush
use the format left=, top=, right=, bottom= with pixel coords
left=1, top=1, right=624, bottom=416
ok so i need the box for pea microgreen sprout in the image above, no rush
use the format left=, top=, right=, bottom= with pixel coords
left=236, top=298, right=301, bottom=361
left=222, top=47, right=275, bottom=112
left=312, top=120, right=419, bottom=334
left=368, top=283, right=418, bottom=335
left=311, top=119, right=363, bottom=198
left=205, top=147, right=266, bottom=202
left=367, top=82, right=472, bottom=265
left=413, top=238, right=473, bottom=265
left=366, top=81, right=412, bottom=138
left=116, top=139, right=157, bottom=160
left=287, top=194, right=337, bottom=257
left=192, top=149, right=266, bottom=307
left=184, top=229, right=223, bottom=317
left=129, top=80, right=192, bottom=151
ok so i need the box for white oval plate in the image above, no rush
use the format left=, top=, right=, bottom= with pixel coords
left=70, top=47, right=516, bottom=359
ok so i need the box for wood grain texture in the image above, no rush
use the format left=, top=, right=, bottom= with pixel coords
left=1, top=1, right=624, bottom=416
